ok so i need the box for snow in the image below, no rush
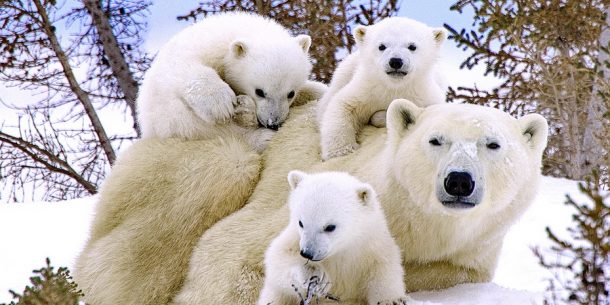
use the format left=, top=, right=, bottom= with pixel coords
left=0, top=176, right=581, bottom=304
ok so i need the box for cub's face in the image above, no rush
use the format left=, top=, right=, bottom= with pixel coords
left=286, top=171, right=376, bottom=261
left=354, top=17, right=446, bottom=86
left=225, top=35, right=312, bottom=130
left=385, top=99, right=548, bottom=216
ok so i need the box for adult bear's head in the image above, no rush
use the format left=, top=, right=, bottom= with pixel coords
left=385, top=99, right=548, bottom=217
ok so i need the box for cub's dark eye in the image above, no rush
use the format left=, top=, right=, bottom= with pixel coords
left=487, top=142, right=500, bottom=150
left=287, top=91, right=295, bottom=99
left=408, top=44, right=417, bottom=51
left=255, top=88, right=265, bottom=98
left=324, top=225, right=336, bottom=232
left=298, top=220, right=303, bottom=228
left=429, top=138, right=442, bottom=146
left=378, top=44, right=386, bottom=51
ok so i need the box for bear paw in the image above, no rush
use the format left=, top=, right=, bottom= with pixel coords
left=184, top=78, right=236, bottom=124
left=233, top=95, right=258, bottom=128
left=291, top=264, right=332, bottom=303
left=375, top=296, right=414, bottom=305
left=321, top=142, right=360, bottom=161
left=247, top=128, right=276, bottom=153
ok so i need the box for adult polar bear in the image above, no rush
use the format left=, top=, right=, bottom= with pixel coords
left=75, top=100, right=548, bottom=305
left=171, top=100, right=548, bottom=304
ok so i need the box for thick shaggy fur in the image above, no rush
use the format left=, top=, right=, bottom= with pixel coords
left=173, top=100, right=548, bottom=304
left=318, top=17, right=447, bottom=160
left=137, top=12, right=324, bottom=151
left=258, top=171, right=409, bottom=305
left=73, top=137, right=261, bottom=305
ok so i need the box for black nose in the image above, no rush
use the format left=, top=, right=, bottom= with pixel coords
left=267, top=124, right=280, bottom=131
left=444, top=172, right=475, bottom=197
left=300, top=250, right=313, bottom=260
left=389, top=57, right=403, bottom=69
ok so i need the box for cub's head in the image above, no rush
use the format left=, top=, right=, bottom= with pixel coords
left=286, top=171, right=379, bottom=261
left=354, top=17, right=446, bottom=87
left=224, top=35, right=312, bottom=130
left=385, top=99, right=548, bottom=216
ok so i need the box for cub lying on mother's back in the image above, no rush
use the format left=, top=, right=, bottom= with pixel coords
left=137, top=12, right=325, bottom=151
left=258, top=171, right=411, bottom=305
left=318, top=17, right=447, bottom=160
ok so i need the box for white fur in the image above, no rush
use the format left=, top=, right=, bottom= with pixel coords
left=137, top=12, right=314, bottom=151
left=318, top=17, right=448, bottom=160
left=258, top=171, right=410, bottom=305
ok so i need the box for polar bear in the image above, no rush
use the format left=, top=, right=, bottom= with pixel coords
left=318, top=17, right=447, bottom=160
left=258, top=171, right=410, bottom=305
left=137, top=12, right=326, bottom=152
left=76, top=99, right=548, bottom=304
left=174, top=99, right=548, bottom=304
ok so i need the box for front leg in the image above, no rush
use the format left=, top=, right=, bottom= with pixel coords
left=182, top=65, right=236, bottom=124
left=403, top=261, right=492, bottom=292
left=319, top=89, right=375, bottom=161
left=367, top=250, right=412, bottom=305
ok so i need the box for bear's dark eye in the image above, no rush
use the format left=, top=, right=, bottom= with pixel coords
left=255, top=88, right=265, bottom=98
left=487, top=142, right=500, bottom=150
left=429, top=138, right=442, bottom=146
left=324, top=224, right=336, bottom=232
left=287, top=91, right=295, bottom=99
left=378, top=44, right=386, bottom=51
left=298, top=220, right=303, bottom=228
left=408, top=44, right=417, bottom=51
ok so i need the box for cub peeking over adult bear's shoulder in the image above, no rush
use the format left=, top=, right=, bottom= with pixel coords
left=318, top=17, right=447, bottom=160
left=137, top=12, right=326, bottom=152
left=258, top=171, right=411, bottom=305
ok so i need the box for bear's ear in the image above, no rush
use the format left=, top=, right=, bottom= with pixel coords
left=353, top=25, right=367, bottom=45
left=518, top=113, right=549, bottom=154
left=433, top=27, right=448, bottom=45
left=295, top=35, right=311, bottom=53
left=386, top=98, right=423, bottom=140
left=287, top=170, right=308, bottom=190
left=230, top=40, right=248, bottom=58
left=355, top=183, right=377, bottom=207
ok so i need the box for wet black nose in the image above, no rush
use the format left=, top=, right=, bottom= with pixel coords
left=389, top=57, right=403, bottom=69
left=300, top=250, right=314, bottom=260
left=267, top=124, right=280, bottom=131
left=444, top=172, right=475, bottom=197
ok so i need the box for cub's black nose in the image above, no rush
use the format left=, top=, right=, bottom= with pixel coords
left=389, top=57, right=403, bottom=69
left=300, top=250, right=314, bottom=260
left=444, top=172, right=475, bottom=197
left=267, top=124, right=280, bottom=131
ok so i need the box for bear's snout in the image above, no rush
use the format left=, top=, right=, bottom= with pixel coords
left=444, top=171, right=475, bottom=197
left=300, top=249, right=314, bottom=260
left=388, top=57, right=403, bottom=69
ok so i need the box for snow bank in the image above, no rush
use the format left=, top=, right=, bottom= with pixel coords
left=0, top=176, right=580, bottom=304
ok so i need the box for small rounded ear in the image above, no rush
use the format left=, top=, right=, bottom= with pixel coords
left=287, top=170, right=308, bottom=190
left=433, top=27, right=448, bottom=45
left=518, top=113, right=549, bottom=154
left=356, top=183, right=377, bottom=207
left=295, top=35, right=311, bottom=53
left=386, top=99, right=423, bottom=141
left=353, top=25, right=367, bottom=45
left=231, top=40, right=248, bottom=58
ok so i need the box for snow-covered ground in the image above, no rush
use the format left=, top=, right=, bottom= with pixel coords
left=0, top=176, right=581, bottom=304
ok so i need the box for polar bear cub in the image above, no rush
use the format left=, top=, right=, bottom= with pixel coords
left=137, top=12, right=323, bottom=152
left=318, top=17, right=447, bottom=160
left=258, top=171, right=411, bottom=305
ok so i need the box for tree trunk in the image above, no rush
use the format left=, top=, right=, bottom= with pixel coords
left=33, top=0, right=116, bottom=165
left=581, top=7, right=609, bottom=179
left=83, top=0, right=141, bottom=137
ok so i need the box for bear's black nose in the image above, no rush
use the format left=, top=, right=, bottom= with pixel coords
left=444, top=172, right=475, bottom=197
left=389, top=57, right=403, bottom=69
left=300, top=250, right=314, bottom=260
left=267, top=124, right=280, bottom=131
